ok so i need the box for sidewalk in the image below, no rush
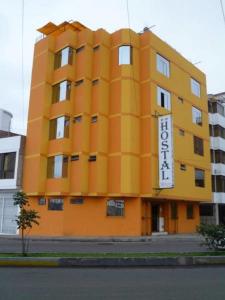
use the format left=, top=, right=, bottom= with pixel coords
left=0, top=234, right=206, bottom=254
left=0, top=233, right=203, bottom=242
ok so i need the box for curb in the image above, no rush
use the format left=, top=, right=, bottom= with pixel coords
left=1, top=256, right=225, bottom=267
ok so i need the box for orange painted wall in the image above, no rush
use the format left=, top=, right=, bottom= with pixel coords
left=30, top=197, right=142, bottom=236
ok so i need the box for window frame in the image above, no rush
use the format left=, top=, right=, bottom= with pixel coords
left=193, top=136, right=204, bottom=156
left=0, top=152, right=16, bottom=179
left=191, top=78, right=201, bottom=97
left=156, top=53, right=170, bottom=77
left=171, top=202, right=178, bottom=220
left=195, top=168, right=205, bottom=188
left=48, top=198, right=64, bottom=211
left=186, top=204, right=194, bottom=219
left=49, top=116, right=70, bottom=140
left=54, top=46, right=73, bottom=70
left=192, top=106, right=202, bottom=126
left=106, top=199, right=125, bottom=217
left=157, top=86, right=171, bottom=110
left=118, top=45, right=132, bottom=65
left=52, top=80, right=71, bottom=103
left=47, top=155, right=68, bottom=178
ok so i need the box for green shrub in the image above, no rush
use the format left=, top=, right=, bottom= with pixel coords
left=197, top=224, right=225, bottom=250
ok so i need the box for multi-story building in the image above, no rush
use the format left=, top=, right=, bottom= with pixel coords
left=200, top=92, right=225, bottom=225
left=23, top=21, right=211, bottom=236
left=0, top=109, right=25, bottom=234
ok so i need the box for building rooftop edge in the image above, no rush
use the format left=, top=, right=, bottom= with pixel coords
left=0, top=108, right=13, bottom=118
left=37, top=21, right=87, bottom=35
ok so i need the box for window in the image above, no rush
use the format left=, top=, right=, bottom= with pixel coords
left=93, top=45, right=100, bottom=51
left=209, top=125, right=225, bottom=139
left=70, top=198, right=84, bottom=204
left=191, top=78, right=200, bottom=97
left=52, top=80, right=71, bottom=103
left=71, top=155, right=79, bottom=161
left=171, top=202, right=178, bottom=219
left=49, top=116, right=69, bottom=140
left=156, top=54, right=170, bottom=77
left=186, top=204, right=194, bottom=219
left=200, top=204, right=214, bottom=217
left=107, top=199, right=124, bottom=216
left=208, top=102, right=225, bottom=117
left=76, top=46, right=85, bottom=53
left=75, top=79, right=84, bottom=86
left=0, top=152, right=16, bottom=179
left=38, top=198, right=46, bottom=205
left=89, top=155, right=96, bottom=162
left=180, top=164, right=186, bottom=171
left=178, top=97, right=184, bottom=104
left=192, top=107, right=202, bottom=126
left=119, top=45, right=132, bottom=65
left=195, top=168, right=205, bottom=187
left=179, top=129, right=185, bottom=136
left=212, top=175, right=225, bottom=192
left=73, top=115, right=82, bottom=123
left=92, top=79, right=99, bottom=85
left=48, top=198, right=63, bottom=211
left=157, top=87, right=171, bottom=110
left=91, top=116, right=98, bottom=123
left=210, top=150, right=225, bottom=164
left=54, top=47, right=73, bottom=69
left=193, top=136, right=204, bottom=156
left=47, top=155, right=68, bottom=178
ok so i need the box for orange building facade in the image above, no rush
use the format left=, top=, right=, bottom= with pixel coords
left=23, top=21, right=211, bottom=236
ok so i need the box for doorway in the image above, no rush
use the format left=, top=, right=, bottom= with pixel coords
left=152, top=204, right=160, bottom=232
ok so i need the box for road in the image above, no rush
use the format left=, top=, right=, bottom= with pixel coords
left=0, top=235, right=208, bottom=253
left=0, top=267, right=224, bottom=299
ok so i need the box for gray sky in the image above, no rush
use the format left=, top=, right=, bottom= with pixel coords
left=0, top=0, right=225, bottom=134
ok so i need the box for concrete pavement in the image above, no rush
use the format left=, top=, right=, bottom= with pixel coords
left=0, top=234, right=207, bottom=253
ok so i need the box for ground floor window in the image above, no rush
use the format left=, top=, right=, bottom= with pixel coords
left=200, top=204, right=213, bottom=217
left=38, top=198, right=46, bottom=205
left=171, top=202, right=178, bottom=219
left=186, top=204, right=194, bottom=219
left=48, top=198, right=63, bottom=211
left=107, top=199, right=124, bottom=216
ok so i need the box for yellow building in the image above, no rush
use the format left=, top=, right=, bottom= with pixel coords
left=23, top=21, right=211, bottom=236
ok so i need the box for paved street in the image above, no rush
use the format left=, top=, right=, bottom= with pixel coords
left=0, top=266, right=225, bottom=300
left=0, top=235, right=208, bottom=253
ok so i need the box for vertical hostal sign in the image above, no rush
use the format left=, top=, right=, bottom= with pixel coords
left=158, top=114, right=174, bottom=188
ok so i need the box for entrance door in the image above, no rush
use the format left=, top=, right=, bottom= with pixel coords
left=152, top=204, right=160, bottom=232
left=0, top=195, right=18, bottom=235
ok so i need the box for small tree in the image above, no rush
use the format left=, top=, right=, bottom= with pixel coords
left=13, top=191, right=40, bottom=256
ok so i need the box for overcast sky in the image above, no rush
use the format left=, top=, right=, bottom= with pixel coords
left=0, top=0, right=225, bottom=134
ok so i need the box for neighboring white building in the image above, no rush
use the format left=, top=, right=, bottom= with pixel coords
left=200, top=93, right=225, bottom=225
left=0, top=110, right=25, bottom=234
left=0, top=109, right=12, bottom=132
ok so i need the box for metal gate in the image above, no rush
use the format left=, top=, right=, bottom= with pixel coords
left=0, top=195, right=18, bottom=235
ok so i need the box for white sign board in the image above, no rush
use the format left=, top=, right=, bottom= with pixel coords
left=158, top=115, right=174, bottom=189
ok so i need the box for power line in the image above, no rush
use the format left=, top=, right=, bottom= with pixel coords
left=220, top=0, right=225, bottom=27
left=21, top=0, right=25, bottom=133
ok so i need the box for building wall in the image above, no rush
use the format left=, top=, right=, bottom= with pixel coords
left=28, top=197, right=142, bottom=236
left=23, top=22, right=211, bottom=236
left=0, top=132, right=25, bottom=235
left=0, top=135, right=25, bottom=190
